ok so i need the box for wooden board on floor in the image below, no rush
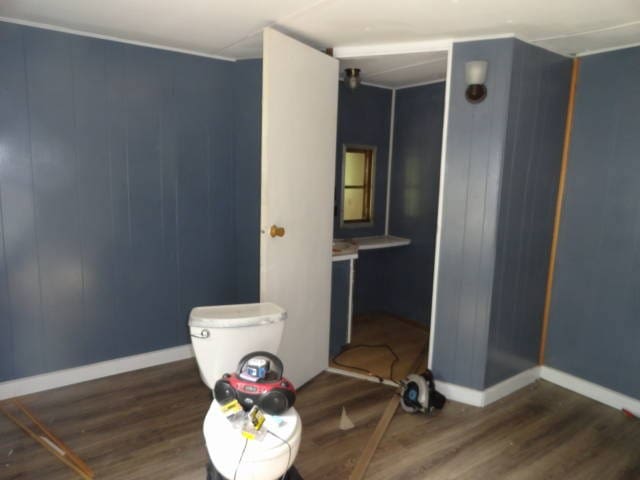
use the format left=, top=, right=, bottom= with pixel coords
left=330, top=313, right=428, bottom=381
left=348, top=347, right=426, bottom=480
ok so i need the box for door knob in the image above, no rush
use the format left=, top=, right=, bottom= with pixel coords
left=270, top=225, right=286, bottom=238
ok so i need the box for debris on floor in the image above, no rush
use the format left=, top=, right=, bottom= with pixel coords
left=339, top=407, right=355, bottom=430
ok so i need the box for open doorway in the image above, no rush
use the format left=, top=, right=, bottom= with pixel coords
left=328, top=49, right=449, bottom=384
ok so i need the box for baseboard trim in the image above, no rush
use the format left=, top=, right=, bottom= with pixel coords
left=434, top=381, right=485, bottom=407
left=436, top=366, right=541, bottom=407
left=4, top=350, right=638, bottom=416
left=0, top=344, right=194, bottom=400
left=483, top=366, right=541, bottom=406
left=540, top=366, right=640, bottom=415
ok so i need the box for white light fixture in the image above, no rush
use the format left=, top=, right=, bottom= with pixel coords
left=465, top=60, right=488, bottom=103
left=344, top=68, right=361, bottom=90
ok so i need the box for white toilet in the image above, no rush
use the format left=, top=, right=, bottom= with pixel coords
left=189, top=303, right=302, bottom=480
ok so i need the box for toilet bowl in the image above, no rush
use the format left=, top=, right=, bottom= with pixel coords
left=189, top=303, right=301, bottom=480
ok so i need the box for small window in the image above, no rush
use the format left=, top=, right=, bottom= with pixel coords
left=341, top=145, right=375, bottom=226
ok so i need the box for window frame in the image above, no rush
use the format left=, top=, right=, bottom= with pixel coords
left=340, top=144, right=376, bottom=228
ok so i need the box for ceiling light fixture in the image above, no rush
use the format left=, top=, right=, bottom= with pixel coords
left=344, top=68, right=361, bottom=90
left=465, top=60, right=488, bottom=103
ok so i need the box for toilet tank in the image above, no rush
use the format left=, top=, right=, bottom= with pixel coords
left=189, top=303, right=287, bottom=389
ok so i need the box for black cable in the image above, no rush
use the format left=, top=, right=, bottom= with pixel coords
left=267, top=429, right=292, bottom=480
left=233, top=437, right=249, bottom=480
left=331, top=343, right=401, bottom=384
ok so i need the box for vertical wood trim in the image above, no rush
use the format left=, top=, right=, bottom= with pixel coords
left=539, top=58, right=580, bottom=364
left=384, top=88, right=396, bottom=235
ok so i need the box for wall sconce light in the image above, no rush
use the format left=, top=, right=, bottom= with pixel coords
left=344, top=68, right=361, bottom=90
left=465, top=60, right=488, bottom=103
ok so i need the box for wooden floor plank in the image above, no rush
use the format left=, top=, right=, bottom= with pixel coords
left=1, top=360, right=638, bottom=479
left=329, top=313, right=427, bottom=382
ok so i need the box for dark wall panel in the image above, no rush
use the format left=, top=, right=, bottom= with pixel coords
left=25, top=28, right=87, bottom=370
left=353, top=249, right=393, bottom=316
left=0, top=201, right=11, bottom=380
left=431, top=39, right=514, bottom=389
left=71, top=36, right=123, bottom=361
left=0, top=22, right=241, bottom=381
left=349, top=83, right=444, bottom=322
left=233, top=60, right=262, bottom=303
left=486, top=40, right=571, bottom=387
left=0, top=23, right=43, bottom=378
left=384, top=82, right=445, bottom=325
left=103, top=42, right=144, bottom=358
left=334, top=83, right=392, bottom=238
left=330, top=260, right=351, bottom=357
left=546, top=46, right=640, bottom=399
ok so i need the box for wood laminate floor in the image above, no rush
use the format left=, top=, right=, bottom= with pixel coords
left=1, top=360, right=639, bottom=479
left=329, top=313, right=428, bottom=382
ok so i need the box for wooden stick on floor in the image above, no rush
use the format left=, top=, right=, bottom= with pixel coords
left=349, top=348, right=426, bottom=480
left=0, top=401, right=93, bottom=479
left=13, top=399, right=94, bottom=477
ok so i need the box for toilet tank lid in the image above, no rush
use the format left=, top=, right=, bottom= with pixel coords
left=189, top=303, right=287, bottom=328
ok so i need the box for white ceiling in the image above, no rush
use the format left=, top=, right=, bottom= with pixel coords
left=1, top=0, right=639, bottom=87
left=340, top=51, right=448, bottom=88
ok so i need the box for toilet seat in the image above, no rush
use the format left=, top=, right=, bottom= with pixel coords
left=204, top=400, right=302, bottom=480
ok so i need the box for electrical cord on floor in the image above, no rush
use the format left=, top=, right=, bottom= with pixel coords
left=331, top=343, right=401, bottom=385
left=267, top=430, right=292, bottom=480
left=234, top=437, right=249, bottom=480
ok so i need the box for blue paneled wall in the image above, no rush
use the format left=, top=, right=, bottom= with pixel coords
left=233, top=60, right=262, bottom=303
left=385, top=82, right=445, bottom=324
left=546, top=46, right=640, bottom=399
left=353, top=82, right=445, bottom=324
left=431, top=39, right=516, bottom=390
left=0, top=22, right=261, bottom=382
left=431, top=38, right=570, bottom=389
left=486, top=41, right=571, bottom=386
left=334, top=83, right=392, bottom=238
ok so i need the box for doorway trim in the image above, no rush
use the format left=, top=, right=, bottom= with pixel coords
left=332, top=39, right=457, bottom=371
left=427, top=43, right=453, bottom=369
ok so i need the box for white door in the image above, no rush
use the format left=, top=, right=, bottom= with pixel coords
left=260, top=28, right=339, bottom=387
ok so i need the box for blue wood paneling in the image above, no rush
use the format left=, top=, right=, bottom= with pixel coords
left=70, top=36, right=121, bottom=361
left=0, top=22, right=249, bottom=382
left=431, top=39, right=515, bottom=389
left=546, top=46, right=640, bottom=399
left=334, top=83, right=392, bottom=238
left=353, top=249, right=390, bottom=315
left=24, top=27, right=87, bottom=371
left=0, top=198, right=11, bottom=380
left=485, top=40, right=571, bottom=387
left=385, top=82, right=445, bottom=325
left=0, top=22, right=43, bottom=378
left=104, top=42, right=141, bottom=358
left=330, top=260, right=351, bottom=357
left=352, top=82, right=445, bottom=324
left=431, top=38, right=570, bottom=390
left=233, top=60, right=262, bottom=303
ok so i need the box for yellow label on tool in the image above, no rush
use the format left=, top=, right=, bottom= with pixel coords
left=220, top=399, right=243, bottom=414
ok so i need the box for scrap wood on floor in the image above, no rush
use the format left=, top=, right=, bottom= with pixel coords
left=348, top=347, right=427, bottom=480
left=0, top=398, right=94, bottom=479
left=330, top=312, right=428, bottom=382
